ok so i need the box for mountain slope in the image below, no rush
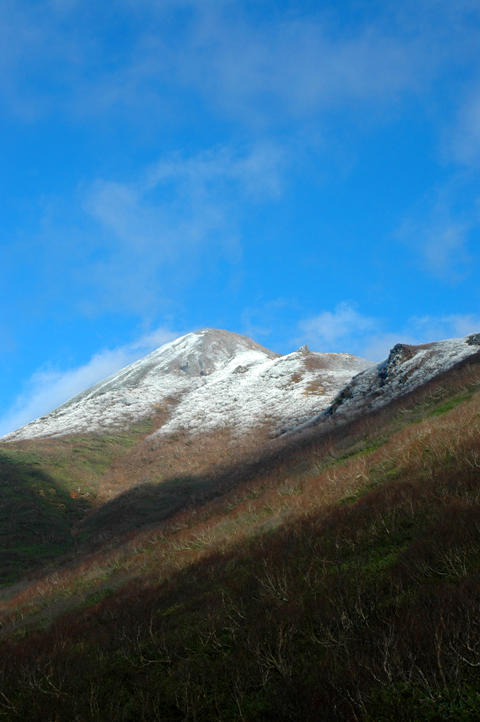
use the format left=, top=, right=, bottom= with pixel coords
left=3, top=328, right=371, bottom=442
left=1, top=330, right=479, bottom=585
left=1, top=339, right=480, bottom=721
left=0, top=329, right=371, bottom=583
left=292, top=333, right=480, bottom=434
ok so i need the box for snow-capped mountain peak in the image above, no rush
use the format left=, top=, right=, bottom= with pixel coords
left=138, top=328, right=279, bottom=378
left=4, top=329, right=479, bottom=445
left=2, top=329, right=371, bottom=442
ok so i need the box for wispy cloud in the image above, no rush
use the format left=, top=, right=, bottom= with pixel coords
left=362, top=314, right=480, bottom=360
left=422, top=223, right=472, bottom=277
left=298, top=302, right=377, bottom=350
left=170, top=11, right=422, bottom=122
left=119, top=1, right=480, bottom=128
left=0, top=327, right=177, bottom=437
left=297, top=303, right=480, bottom=360
left=397, top=178, right=479, bottom=279
left=449, top=85, right=480, bottom=166
left=3, top=1, right=479, bottom=126
left=77, top=142, right=286, bottom=314
left=0, top=1, right=94, bottom=119
left=408, top=313, right=480, bottom=341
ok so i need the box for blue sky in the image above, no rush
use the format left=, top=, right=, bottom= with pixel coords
left=1, top=0, right=480, bottom=434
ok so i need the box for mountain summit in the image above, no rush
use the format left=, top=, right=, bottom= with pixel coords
left=3, top=328, right=371, bottom=442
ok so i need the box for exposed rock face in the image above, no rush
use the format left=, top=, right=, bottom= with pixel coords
left=281, top=333, right=480, bottom=438
left=378, top=344, right=419, bottom=385
left=2, top=329, right=371, bottom=441
left=467, top=333, right=480, bottom=346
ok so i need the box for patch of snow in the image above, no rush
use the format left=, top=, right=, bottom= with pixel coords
left=154, top=349, right=371, bottom=438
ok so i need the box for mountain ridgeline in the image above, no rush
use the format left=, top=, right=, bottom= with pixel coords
left=1, top=328, right=480, bottom=721
left=4, top=328, right=372, bottom=441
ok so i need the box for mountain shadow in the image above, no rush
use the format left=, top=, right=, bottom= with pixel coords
left=0, top=453, right=90, bottom=586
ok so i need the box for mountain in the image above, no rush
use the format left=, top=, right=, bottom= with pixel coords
left=3, top=328, right=372, bottom=442
left=293, top=332, right=480, bottom=433
left=1, top=328, right=480, bottom=721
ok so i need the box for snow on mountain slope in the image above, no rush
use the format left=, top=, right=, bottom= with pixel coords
left=293, top=333, right=480, bottom=433
left=2, top=329, right=372, bottom=442
left=153, top=345, right=371, bottom=438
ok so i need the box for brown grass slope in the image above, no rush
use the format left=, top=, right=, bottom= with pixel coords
left=0, top=355, right=479, bottom=718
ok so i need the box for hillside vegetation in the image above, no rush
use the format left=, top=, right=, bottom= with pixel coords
left=1, top=356, right=480, bottom=720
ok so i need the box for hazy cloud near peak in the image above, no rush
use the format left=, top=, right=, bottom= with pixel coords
left=361, top=314, right=480, bottom=360
left=298, top=303, right=377, bottom=349
left=0, top=327, right=178, bottom=437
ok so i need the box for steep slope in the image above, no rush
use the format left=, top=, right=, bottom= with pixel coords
left=3, top=329, right=371, bottom=442
left=294, top=333, right=480, bottom=433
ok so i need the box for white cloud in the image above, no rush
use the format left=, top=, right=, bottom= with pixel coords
left=365, top=314, right=480, bottom=360
left=0, top=327, right=177, bottom=437
left=449, top=86, right=480, bottom=166
left=3, top=0, right=479, bottom=127
left=408, top=313, right=480, bottom=341
left=421, top=222, right=472, bottom=277
left=145, top=143, right=287, bottom=199
left=359, top=332, right=416, bottom=363
left=297, top=303, right=376, bottom=350
left=77, top=142, right=286, bottom=314
left=397, top=181, right=479, bottom=279
left=297, top=304, right=480, bottom=361
left=128, top=1, right=480, bottom=127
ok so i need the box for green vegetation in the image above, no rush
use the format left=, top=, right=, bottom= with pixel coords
left=0, top=453, right=83, bottom=584
left=2, top=416, right=155, bottom=495
left=0, top=418, right=162, bottom=584
left=427, top=389, right=475, bottom=417
left=2, top=444, right=480, bottom=720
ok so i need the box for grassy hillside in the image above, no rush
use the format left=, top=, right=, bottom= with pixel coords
left=0, top=415, right=281, bottom=586
left=0, top=452, right=84, bottom=586
left=1, top=355, right=480, bottom=719
left=0, top=418, right=162, bottom=585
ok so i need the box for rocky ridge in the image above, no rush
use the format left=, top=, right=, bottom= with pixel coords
left=291, top=333, right=480, bottom=434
